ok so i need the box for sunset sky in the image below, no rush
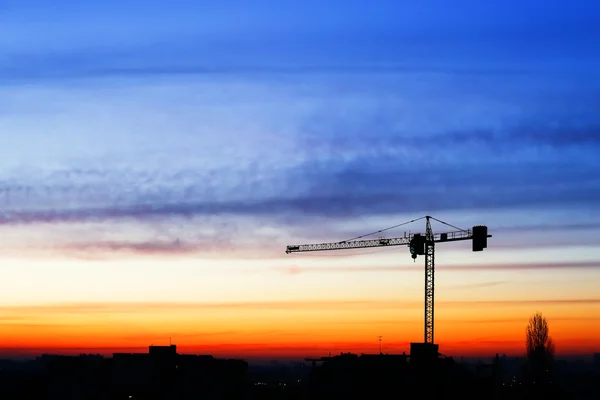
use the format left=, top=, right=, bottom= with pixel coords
left=1, top=0, right=600, bottom=360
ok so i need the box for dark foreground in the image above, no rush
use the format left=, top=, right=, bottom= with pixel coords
left=1, top=347, right=599, bottom=399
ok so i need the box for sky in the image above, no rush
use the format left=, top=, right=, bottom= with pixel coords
left=1, top=0, right=600, bottom=360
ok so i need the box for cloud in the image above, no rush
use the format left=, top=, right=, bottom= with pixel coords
left=279, top=261, right=600, bottom=275
left=1, top=298, right=600, bottom=315
left=61, top=239, right=202, bottom=257
left=447, top=299, right=600, bottom=307
left=1, top=54, right=539, bottom=86
left=0, top=323, right=105, bottom=329
left=445, top=281, right=507, bottom=290
left=440, top=316, right=600, bottom=324
left=449, top=340, right=522, bottom=346
left=53, top=236, right=270, bottom=259
left=0, top=55, right=599, bottom=260
left=0, top=146, right=598, bottom=228
left=0, top=300, right=409, bottom=315
left=117, top=330, right=243, bottom=342
left=0, top=316, right=28, bottom=322
left=300, top=315, right=600, bottom=326
left=3, top=0, right=600, bottom=87
left=496, top=222, right=600, bottom=233
left=301, top=119, right=600, bottom=154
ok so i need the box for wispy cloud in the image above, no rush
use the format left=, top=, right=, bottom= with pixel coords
left=446, top=281, right=508, bottom=290
left=117, top=330, right=244, bottom=342
left=447, top=299, right=600, bottom=307
left=442, top=316, right=600, bottom=324
left=297, top=315, right=600, bottom=326
left=0, top=316, right=28, bottom=322
left=3, top=0, right=600, bottom=85
left=61, top=239, right=202, bottom=257
left=279, top=261, right=600, bottom=275
left=495, top=222, right=600, bottom=233
left=0, top=300, right=409, bottom=315
left=2, top=56, right=541, bottom=86
left=2, top=298, right=599, bottom=315
left=0, top=141, right=598, bottom=227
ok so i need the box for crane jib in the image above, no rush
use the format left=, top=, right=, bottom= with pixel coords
left=285, top=229, right=491, bottom=253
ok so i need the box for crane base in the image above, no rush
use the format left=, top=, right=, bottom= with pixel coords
left=410, top=342, right=439, bottom=364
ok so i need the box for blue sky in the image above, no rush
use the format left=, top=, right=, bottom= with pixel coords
left=1, top=1, right=600, bottom=314
left=3, top=2, right=600, bottom=215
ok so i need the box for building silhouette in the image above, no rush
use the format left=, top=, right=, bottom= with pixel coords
left=1, top=346, right=599, bottom=399
left=112, top=344, right=247, bottom=399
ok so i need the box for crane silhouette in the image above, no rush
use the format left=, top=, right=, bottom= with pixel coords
left=286, top=215, right=491, bottom=359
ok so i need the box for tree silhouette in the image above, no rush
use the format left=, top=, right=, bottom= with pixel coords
left=525, top=312, right=555, bottom=387
left=526, top=312, right=554, bottom=360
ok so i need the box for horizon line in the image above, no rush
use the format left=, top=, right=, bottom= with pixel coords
left=1, top=346, right=597, bottom=360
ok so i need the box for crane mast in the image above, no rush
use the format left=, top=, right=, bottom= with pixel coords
left=424, top=217, right=435, bottom=344
left=286, top=215, right=491, bottom=359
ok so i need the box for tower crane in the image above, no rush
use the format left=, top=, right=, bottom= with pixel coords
left=285, top=215, right=491, bottom=360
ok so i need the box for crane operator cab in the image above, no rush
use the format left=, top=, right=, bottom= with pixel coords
left=409, top=234, right=426, bottom=262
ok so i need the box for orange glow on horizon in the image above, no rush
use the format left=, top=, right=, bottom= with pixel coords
left=1, top=299, right=599, bottom=359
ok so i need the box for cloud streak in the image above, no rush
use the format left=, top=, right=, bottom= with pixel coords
left=61, top=239, right=202, bottom=257
left=280, top=261, right=600, bottom=275
left=0, top=140, right=598, bottom=228
left=1, top=50, right=544, bottom=86
left=2, top=298, right=600, bottom=315
left=4, top=0, right=600, bottom=86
